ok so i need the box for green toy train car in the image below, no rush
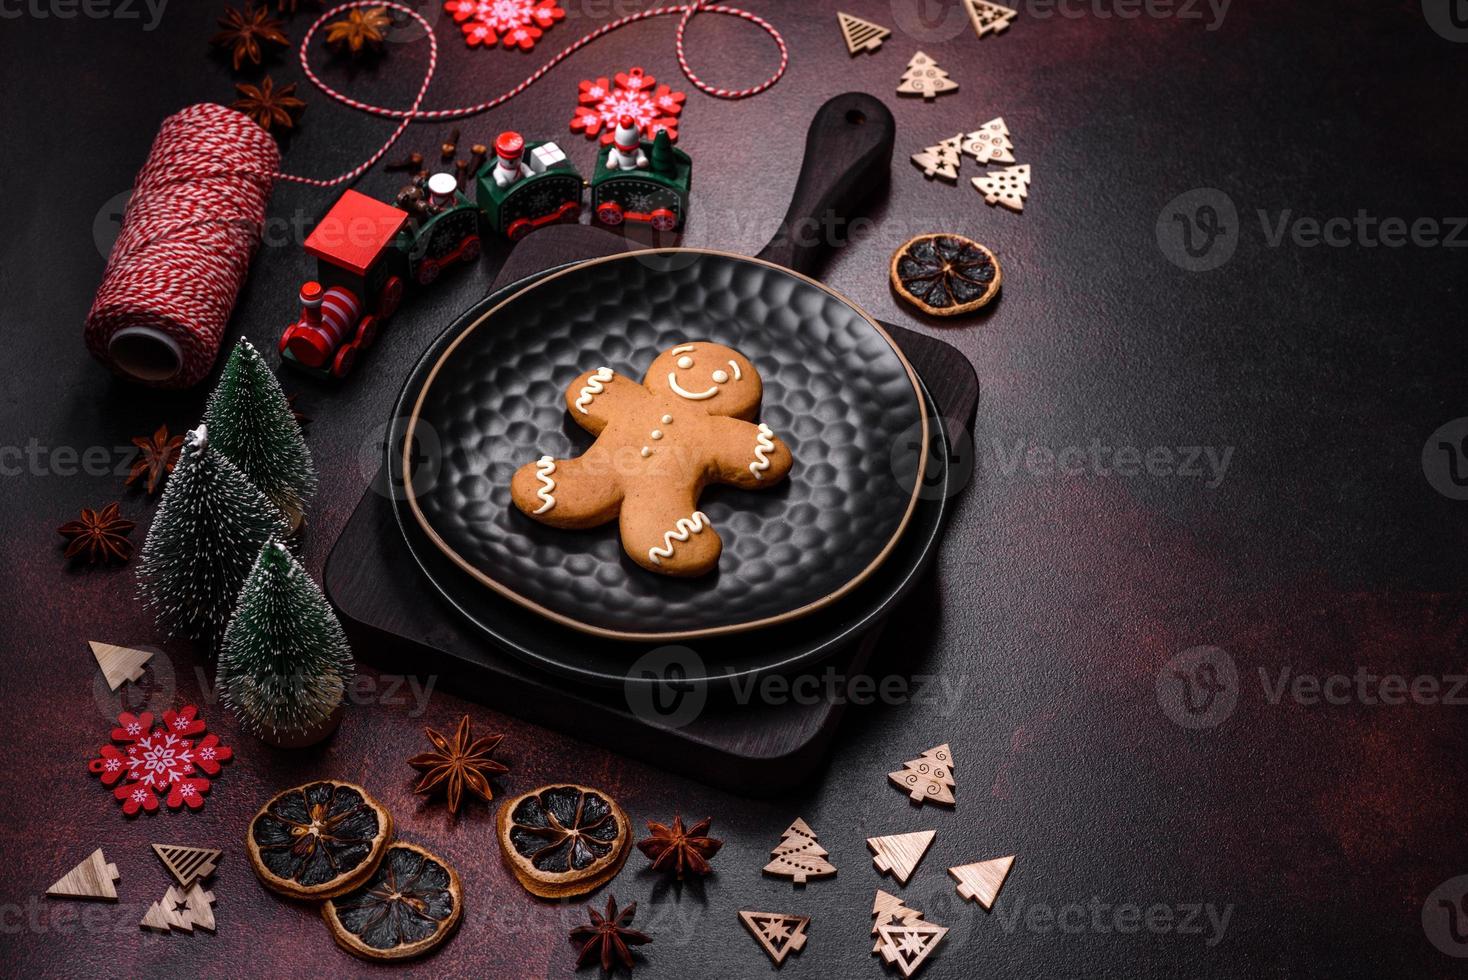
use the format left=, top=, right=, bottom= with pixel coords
left=590, top=127, right=692, bottom=232
left=476, top=132, right=584, bottom=241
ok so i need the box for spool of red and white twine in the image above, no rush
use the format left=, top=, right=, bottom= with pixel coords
left=84, top=0, right=787, bottom=387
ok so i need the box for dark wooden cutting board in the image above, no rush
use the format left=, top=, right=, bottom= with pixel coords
left=324, top=224, right=978, bottom=794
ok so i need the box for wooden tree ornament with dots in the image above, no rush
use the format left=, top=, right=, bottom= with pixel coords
left=888, top=743, right=957, bottom=806
left=761, top=818, right=837, bottom=884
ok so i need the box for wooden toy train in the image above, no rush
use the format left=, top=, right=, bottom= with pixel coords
left=280, top=120, right=692, bottom=378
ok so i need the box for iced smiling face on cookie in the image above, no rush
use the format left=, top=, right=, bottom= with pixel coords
left=641, top=342, right=762, bottom=420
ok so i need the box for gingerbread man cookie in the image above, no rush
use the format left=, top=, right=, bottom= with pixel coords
left=510, top=342, right=794, bottom=577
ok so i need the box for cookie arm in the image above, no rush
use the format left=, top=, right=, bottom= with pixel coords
left=703, top=417, right=794, bottom=489
left=563, top=367, right=647, bottom=435
left=620, top=487, right=723, bottom=577
left=510, top=449, right=623, bottom=529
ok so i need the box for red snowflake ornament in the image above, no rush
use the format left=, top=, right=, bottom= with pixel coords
left=570, top=66, right=685, bottom=144
left=88, top=707, right=233, bottom=816
left=445, top=0, right=564, bottom=51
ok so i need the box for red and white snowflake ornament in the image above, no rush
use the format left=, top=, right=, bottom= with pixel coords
left=88, top=707, right=233, bottom=816
left=445, top=0, right=565, bottom=51
left=570, top=66, right=685, bottom=144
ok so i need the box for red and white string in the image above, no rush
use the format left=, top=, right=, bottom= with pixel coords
left=282, top=0, right=788, bottom=187
left=86, top=0, right=785, bottom=386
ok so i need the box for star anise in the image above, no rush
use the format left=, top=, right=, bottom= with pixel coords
left=126, top=424, right=184, bottom=495
left=570, top=896, right=652, bottom=973
left=407, top=715, right=509, bottom=813
left=325, top=5, right=391, bottom=55
left=58, top=503, right=135, bottom=565
left=636, top=815, right=722, bottom=879
left=211, top=3, right=289, bottom=71
left=231, top=76, right=306, bottom=133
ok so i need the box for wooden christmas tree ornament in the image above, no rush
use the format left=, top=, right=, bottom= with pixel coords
left=837, top=11, right=890, bottom=55
left=949, top=855, right=1015, bottom=909
left=141, top=885, right=195, bottom=933
left=876, top=920, right=948, bottom=977
left=897, top=52, right=958, bottom=101
left=182, top=883, right=217, bottom=932
left=762, top=818, right=837, bottom=884
left=911, top=136, right=964, bottom=182
left=152, top=844, right=222, bottom=887
left=964, top=0, right=1018, bottom=38
left=46, top=848, right=120, bottom=901
left=961, top=118, right=1016, bottom=164
left=872, top=890, right=925, bottom=956
left=867, top=830, right=936, bottom=885
left=888, top=743, right=957, bottom=806
left=738, top=910, right=810, bottom=964
left=89, top=641, right=153, bottom=691
left=972, top=164, right=1031, bottom=212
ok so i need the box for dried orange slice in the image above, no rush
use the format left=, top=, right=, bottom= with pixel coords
left=246, top=779, right=393, bottom=899
left=497, top=783, right=631, bottom=898
left=322, top=842, right=463, bottom=961
left=890, top=233, right=1001, bottom=316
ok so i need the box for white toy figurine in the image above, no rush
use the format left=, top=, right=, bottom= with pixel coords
left=604, top=114, right=649, bottom=172
left=492, top=131, right=533, bottom=188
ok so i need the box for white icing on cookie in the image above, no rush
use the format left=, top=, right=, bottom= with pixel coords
left=651, top=429, right=663, bottom=440
left=749, top=423, right=775, bottom=480
left=712, top=369, right=729, bottom=383
left=728, top=359, right=742, bottom=380
left=661, top=414, right=673, bottom=424
left=574, top=367, right=614, bottom=414
left=641, top=447, right=651, bottom=458
left=533, top=455, right=557, bottom=513
left=647, top=511, right=710, bottom=566
left=668, top=373, right=718, bottom=400
left=671, top=344, right=696, bottom=354
left=677, top=355, right=694, bottom=369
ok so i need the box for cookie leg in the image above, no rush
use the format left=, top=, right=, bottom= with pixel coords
left=619, top=489, right=723, bottom=577
left=510, top=453, right=622, bottom=529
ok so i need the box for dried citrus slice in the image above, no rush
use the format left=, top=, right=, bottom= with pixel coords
left=247, top=779, right=393, bottom=899
left=497, top=783, right=631, bottom=898
left=322, top=842, right=463, bottom=961
left=890, top=233, right=1001, bottom=316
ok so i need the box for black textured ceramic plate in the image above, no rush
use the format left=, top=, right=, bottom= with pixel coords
left=385, top=274, right=951, bottom=685
left=402, top=249, right=928, bottom=640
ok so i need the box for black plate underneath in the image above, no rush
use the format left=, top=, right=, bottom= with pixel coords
left=387, top=276, right=950, bottom=688
left=400, top=250, right=927, bottom=638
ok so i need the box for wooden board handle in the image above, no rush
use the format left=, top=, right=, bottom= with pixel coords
left=754, top=93, right=896, bottom=277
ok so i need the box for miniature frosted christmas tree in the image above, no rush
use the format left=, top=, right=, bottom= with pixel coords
left=650, top=127, right=675, bottom=173
left=961, top=117, right=1015, bottom=164
left=203, top=338, right=316, bottom=529
left=896, top=52, right=958, bottom=101
left=887, top=743, right=956, bottom=805
left=972, top=164, right=1031, bottom=212
left=762, top=818, right=837, bottom=884
left=138, top=425, right=290, bottom=639
left=218, top=538, right=353, bottom=745
left=911, top=135, right=964, bottom=181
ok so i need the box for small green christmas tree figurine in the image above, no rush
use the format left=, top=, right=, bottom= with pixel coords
left=219, top=538, right=353, bottom=745
left=138, top=425, right=291, bottom=638
left=650, top=128, right=675, bottom=174
left=204, top=338, right=316, bottom=529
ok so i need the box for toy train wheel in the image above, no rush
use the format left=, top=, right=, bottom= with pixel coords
left=650, top=208, right=678, bottom=232
left=416, top=258, right=441, bottom=286
left=354, top=314, right=379, bottom=350
left=596, top=201, right=624, bottom=226
left=459, top=235, right=482, bottom=262
left=507, top=218, right=533, bottom=241
left=331, top=342, right=358, bottom=379
left=377, top=276, right=404, bottom=319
